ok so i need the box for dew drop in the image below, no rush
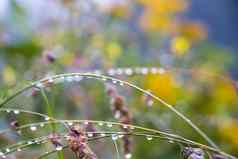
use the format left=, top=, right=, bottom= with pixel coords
left=40, top=123, right=45, bottom=127
left=118, top=134, right=124, bottom=138
left=101, top=77, right=107, bottom=81
left=119, top=82, right=124, bottom=86
left=98, top=122, right=104, bottom=126
left=30, top=126, right=37, bottom=131
left=125, top=153, right=132, bottom=159
left=48, top=78, right=54, bottom=83
left=68, top=122, right=73, bottom=126
left=100, top=133, right=106, bottom=137
left=123, top=125, right=128, bottom=129
left=66, top=76, right=73, bottom=82
left=112, top=80, right=117, bottom=84
left=146, top=136, right=153, bottom=141
left=114, top=111, right=121, bottom=119
left=141, top=68, right=148, bottom=74
left=13, top=110, right=20, bottom=114
left=34, top=139, right=39, bottom=143
left=147, top=100, right=154, bottom=107
left=17, top=148, right=22, bottom=152
left=151, top=67, right=158, bottom=74
left=84, top=121, right=89, bottom=125
left=108, top=69, right=116, bottom=76
left=107, top=123, right=113, bottom=128
left=6, top=109, right=11, bottom=113
left=87, top=133, right=93, bottom=137
left=74, top=75, right=82, bottom=82
left=60, top=76, right=65, bottom=81
left=111, top=134, right=118, bottom=141
left=44, top=116, right=50, bottom=121
left=5, top=149, right=10, bottom=153
left=129, top=126, right=135, bottom=130
left=56, top=146, right=63, bottom=151
left=125, top=68, right=133, bottom=75
left=27, top=141, right=33, bottom=145
left=158, top=68, right=165, bottom=74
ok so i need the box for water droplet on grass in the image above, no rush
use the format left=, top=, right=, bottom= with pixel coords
left=56, top=146, right=63, bottom=151
left=13, top=110, right=20, bottom=114
left=125, top=153, right=132, bottom=159
left=112, top=134, right=118, bottom=140
left=30, top=126, right=37, bottom=131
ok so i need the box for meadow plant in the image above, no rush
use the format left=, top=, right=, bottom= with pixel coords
left=0, top=70, right=237, bottom=159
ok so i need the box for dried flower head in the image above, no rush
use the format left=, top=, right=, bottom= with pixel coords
left=182, top=147, right=204, bottom=159
left=106, top=86, right=133, bottom=158
left=48, top=133, right=62, bottom=148
left=68, top=124, right=97, bottom=159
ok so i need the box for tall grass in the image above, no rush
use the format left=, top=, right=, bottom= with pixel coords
left=0, top=71, right=237, bottom=159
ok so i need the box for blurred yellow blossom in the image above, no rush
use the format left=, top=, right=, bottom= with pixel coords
left=170, top=22, right=207, bottom=55
left=105, top=41, right=122, bottom=61
left=140, top=11, right=175, bottom=32
left=138, top=0, right=187, bottom=32
left=144, top=72, right=179, bottom=104
left=220, top=120, right=238, bottom=149
left=175, top=22, right=207, bottom=42
left=171, top=36, right=191, bottom=55
left=2, top=66, right=16, bottom=86
left=138, top=0, right=187, bottom=14
left=212, top=80, right=238, bottom=106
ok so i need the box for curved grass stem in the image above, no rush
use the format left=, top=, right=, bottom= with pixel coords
left=0, top=73, right=225, bottom=153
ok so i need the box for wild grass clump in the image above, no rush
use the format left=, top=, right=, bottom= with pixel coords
left=0, top=71, right=237, bottom=159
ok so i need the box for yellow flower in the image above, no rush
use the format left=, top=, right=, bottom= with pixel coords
left=2, top=66, right=16, bottom=86
left=140, top=10, right=175, bottom=32
left=171, top=36, right=191, bottom=55
left=105, top=42, right=122, bottom=61
left=138, top=0, right=188, bottom=32
left=138, top=0, right=187, bottom=14
left=144, top=72, right=179, bottom=104
left=176, top=22, right=207, bottom=42
left=220, top=120, right=238, bottom=149
left=213, top=80, right=238, bottom=106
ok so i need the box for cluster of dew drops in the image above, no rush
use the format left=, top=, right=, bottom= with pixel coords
left=0, top=67, right=168, bottom=158
left=0, top=108, right=164, bottom=159
left=34, top=67, right=166, bottom=88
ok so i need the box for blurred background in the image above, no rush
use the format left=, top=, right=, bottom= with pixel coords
left=0, top=0, right=238, bottom=158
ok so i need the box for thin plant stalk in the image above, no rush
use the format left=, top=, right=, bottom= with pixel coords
left=40, top=89, right=64, bottom=159
left=0, top=73, right=222, bottom=149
